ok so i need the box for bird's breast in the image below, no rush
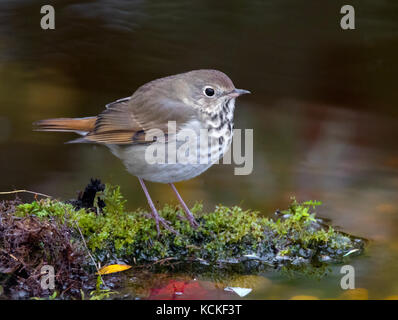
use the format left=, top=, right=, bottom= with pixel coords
left=107, top=106, right=235, bottom=183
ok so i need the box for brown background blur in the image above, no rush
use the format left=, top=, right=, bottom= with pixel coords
left=0, top=0, right=398, bottom=298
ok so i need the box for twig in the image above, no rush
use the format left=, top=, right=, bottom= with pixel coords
left=73, top=221, right=107, bottom=288
left=0, top=248, right=20, bottom=262
left=152, top=257, right=177, bottom=265
left=0, top=190, right=52, bottom=198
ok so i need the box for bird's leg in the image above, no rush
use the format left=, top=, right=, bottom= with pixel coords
left=138, top=178, right=177, bottom=235
left=169, top=183, right=199, bottom=228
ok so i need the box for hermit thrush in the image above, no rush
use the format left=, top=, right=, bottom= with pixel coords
left=34, top=69, right=250, bottom=234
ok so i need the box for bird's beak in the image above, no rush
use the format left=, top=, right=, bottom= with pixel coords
left=228, top=88, right=251, bottom=98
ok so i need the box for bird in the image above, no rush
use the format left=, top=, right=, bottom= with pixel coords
left=34, top=69, right=250, bottom=234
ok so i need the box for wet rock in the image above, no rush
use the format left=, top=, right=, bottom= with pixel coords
left=319, top=255, right=333, bottom=263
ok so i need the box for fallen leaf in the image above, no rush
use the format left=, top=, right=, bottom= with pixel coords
left=97, top=264, right=132, bottom=275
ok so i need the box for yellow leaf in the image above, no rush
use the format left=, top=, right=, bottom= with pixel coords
left=97, top=264, right=132, bottom=275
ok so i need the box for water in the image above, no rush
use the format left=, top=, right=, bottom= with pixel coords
left=1, top=0, right=398, bottom=299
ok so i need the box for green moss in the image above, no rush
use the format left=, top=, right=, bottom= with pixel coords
left=266, top=198, right=337, bottom=247
left=15, top=199, right=84, bottom=223
left=14, top=185, right=364, bottom=267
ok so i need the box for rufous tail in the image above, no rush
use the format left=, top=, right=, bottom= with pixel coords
left=33, top=117, right=97, bottom=135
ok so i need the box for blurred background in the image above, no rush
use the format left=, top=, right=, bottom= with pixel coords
left=0, top=0, right=398, bottom=299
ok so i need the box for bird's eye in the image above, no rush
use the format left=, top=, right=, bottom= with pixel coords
left=204, top=87, right=215, bottom=97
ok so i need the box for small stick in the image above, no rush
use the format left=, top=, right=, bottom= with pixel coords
left=0, top=248, right=20, bottom=262
left=74, top=221, right=107, bottom=288
left=0, top=190, right=52, bottom=198
left=153, top=257, right=177, bottom=265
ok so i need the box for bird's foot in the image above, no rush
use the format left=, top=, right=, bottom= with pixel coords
left=152, top=212, right=179, bottom=236
left=183, top=208, right=199, bottom=229
left=188, top=216, right=199, bottom=229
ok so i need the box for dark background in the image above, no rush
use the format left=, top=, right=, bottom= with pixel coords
left=0, top=0, right=398, bottom=299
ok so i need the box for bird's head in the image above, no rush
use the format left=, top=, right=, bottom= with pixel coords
left=173, top=69, right=250, bottom=114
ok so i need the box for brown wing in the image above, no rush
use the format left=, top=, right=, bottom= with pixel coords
left=83, top=84, right=198, bottom=145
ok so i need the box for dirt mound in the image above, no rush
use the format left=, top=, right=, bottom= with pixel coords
left=0, top=199, right=88, bottom=299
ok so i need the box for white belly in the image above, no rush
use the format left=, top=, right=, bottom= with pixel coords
left=107, top=120, right=233, bottom=183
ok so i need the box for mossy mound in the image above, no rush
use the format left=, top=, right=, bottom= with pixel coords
left=0, top=181, right=366, bottom=298
left=12, top=183, right=365, bottom=268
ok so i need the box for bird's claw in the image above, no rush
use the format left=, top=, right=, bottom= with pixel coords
left=154, top=215, right=179, bottom=236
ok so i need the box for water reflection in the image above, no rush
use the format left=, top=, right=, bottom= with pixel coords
left=0, top=0, right=398, bottom=299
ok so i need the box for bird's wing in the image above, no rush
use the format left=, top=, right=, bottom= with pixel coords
left=83, top=94, right=197, bottom=145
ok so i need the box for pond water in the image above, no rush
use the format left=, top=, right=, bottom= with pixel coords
left=1, top=0, right=398, bottom=299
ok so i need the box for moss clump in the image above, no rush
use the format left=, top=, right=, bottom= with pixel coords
left=13, top=184, right=365, bottom=268
left=263, top=199, right=357, bottom=263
